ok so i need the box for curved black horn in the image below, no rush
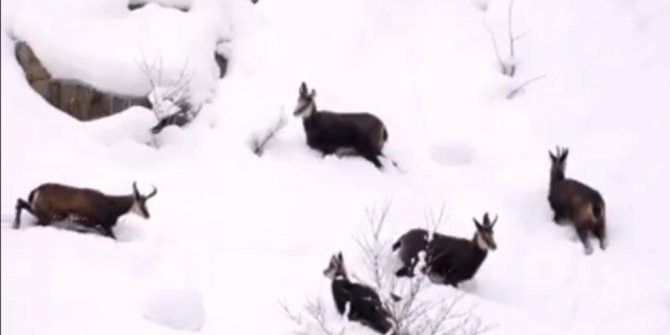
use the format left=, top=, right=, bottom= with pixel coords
left=146, top=185, right=158, bottom=199
left=132, top=181, right=140, bottom=196
left=491, top=214, right=499, bottom=227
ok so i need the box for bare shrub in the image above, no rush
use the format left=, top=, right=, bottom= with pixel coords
left=483, top=0, right=529, bottom=77
left=483, top=0, right=546, bottom=99
left=138, top=54, right=201, bottom=141
left=250, top=113, right=288, bottom=157
left=280, top=201, right=493, bottom=335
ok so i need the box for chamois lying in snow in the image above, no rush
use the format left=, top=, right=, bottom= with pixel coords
left=14, top=182, right=157, bottom=239
left=293, top=82, right=391, bottom=170
left=323, top=252, right=394, bottom=334
left=392, top=213, right=498, bottom=287
left=548, top=146, right=607, bottom=255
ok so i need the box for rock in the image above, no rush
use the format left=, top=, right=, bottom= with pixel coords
left=14, top=42, right=151, bottom=121
left=215, top=39, right=231, bottom=79
left=215, top=52, right=228, bottom=79
left=128, top=1, right=190, bottom=12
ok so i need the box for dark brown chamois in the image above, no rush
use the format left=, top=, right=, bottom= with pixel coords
left=293, top=82, right=393, bottom=170
left=548, top=146, right=607, bottom=255
left=323, top=252, right=394, bottom=334
left=14, top=182, right=157, bottom=239
left=393, top=213, right=498, bottom=288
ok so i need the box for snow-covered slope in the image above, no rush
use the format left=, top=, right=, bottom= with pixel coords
left=2, top=0, right=670, bottom=334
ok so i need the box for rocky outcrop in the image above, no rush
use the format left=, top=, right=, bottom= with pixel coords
left=128, top=1, right=190, bottom=12
left=15, top=41, right=151, bottom=121
left=215, top=52, right=228, bottom=79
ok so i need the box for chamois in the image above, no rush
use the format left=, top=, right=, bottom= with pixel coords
left=548, top=146, right=607, bottom=255
left=393, top=213, right=498, bottom=288
left=14, top=182, right=157, bottom=239
left=323, top=252, right=394, bottom=334
left=293, top=82, right=391, bottom=170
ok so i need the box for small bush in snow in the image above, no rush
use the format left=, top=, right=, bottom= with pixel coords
left=249, top=113, right=288, bottom=157
left=139, top=55, right=201, bottom=139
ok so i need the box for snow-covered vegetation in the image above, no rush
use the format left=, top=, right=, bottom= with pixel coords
left=2, top=0, right=669, bottom=334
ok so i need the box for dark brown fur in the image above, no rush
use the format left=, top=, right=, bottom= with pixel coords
left=323, top=252, right=395, bottom=334
left=14, top=182, right=157, bottom=239
left=294, top=82, right=393, bottom=170
left=548, top=146, right=607, bottom=255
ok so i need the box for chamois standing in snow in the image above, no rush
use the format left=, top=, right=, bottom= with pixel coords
left=293, top=82, right=391, bottom=170
left=392, top=213, right=498, bottom=288
left=323, top=252, right=394, bottom=334
left=14, top=182, right=157, bottom=239
left=548, top=146, right=607, bottom=255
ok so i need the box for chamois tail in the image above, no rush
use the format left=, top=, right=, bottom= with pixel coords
left=27, top=189, right=37, bottom=204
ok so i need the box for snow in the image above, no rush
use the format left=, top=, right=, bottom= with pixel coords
left=143, top=286, right=205, bottom=331
left=2, top=0, right=670, bottom=334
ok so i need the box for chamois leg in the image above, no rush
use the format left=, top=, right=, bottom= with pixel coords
left=379, top=152, right=399, bottom=168
left=358, top=146, right=384, bottom=170
left=14, top=198, right=36, bottom=229
left=101, top=225, right=117, bottom=240
left=593, top=222, right=608, bottom=250
left=319, top=145, right=338, bottom=157
left=551, top=206, right=568, bottom=225
left=576, top=225, right=593, bottom=255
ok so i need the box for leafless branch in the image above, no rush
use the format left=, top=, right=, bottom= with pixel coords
left=514, top=28, right=532, bottom=41
left=506, top=74, right=547, bottom=99
left=483, top=21, right=507, bottom=76
left=484, top=0, right=526, bottom=77
left=507, top=0, right=516, bottom=62
left=250, top=112, right=288, bottom=156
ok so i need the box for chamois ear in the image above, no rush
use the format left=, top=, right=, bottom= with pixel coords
left=310, top=89, right=316, bottom=98
left=549, top=150, right=557, bottom=161
left=132, top=181, right=140, bottom=198
left=337, top=252, right=343, bottom=262
left=473, top=218, right=482, bottom=230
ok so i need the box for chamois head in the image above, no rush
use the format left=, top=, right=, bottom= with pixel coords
left=549, top=146, right=569, bottom=182
left=323, top=252, right=347, bottom=280
left=473, top=213, right=498, bottom=251
left=130, top=181, right=158, bottom=219
left=294, top=82, right=317, bottom=118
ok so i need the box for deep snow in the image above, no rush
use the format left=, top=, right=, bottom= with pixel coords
left=2, top=0, right=670, bottom=334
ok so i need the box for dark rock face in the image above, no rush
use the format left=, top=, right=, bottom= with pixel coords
left=15, top=42, right=151, bottom=121
left=215, top=52, right=228, bottom=79
left=128, top=1, right=190, bottom=12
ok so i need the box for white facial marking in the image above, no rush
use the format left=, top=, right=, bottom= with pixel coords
left=324, top=267, right=336, bottom=279
left=298, top=100, right=315, bottom=118
left=130, top=201, right=147, bottom=218
left=476, top=233, right=490, bottom=250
